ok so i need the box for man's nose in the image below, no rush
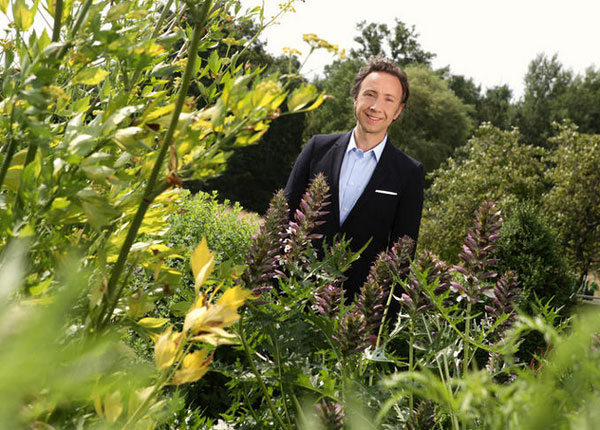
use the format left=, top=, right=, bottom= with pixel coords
left=369, top=97, right=382, bottom=111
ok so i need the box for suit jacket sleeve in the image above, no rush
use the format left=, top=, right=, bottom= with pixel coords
left=284, top=136, right=316, bottom=215
left=390, top=162, right=424, bottom=253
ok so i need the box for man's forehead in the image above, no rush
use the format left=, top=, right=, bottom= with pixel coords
left=360, top=72, right=403, bottom=97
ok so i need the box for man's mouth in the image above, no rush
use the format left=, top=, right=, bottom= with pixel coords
left=365, top=112, right=382, bottom=122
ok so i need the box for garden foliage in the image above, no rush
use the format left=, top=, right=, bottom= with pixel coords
left=0, top=0, right=324, bottom=427
left=1, top=1, right=599, bottom=429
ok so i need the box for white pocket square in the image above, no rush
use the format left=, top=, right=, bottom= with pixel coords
left=375, top=189, right=397, bottom=196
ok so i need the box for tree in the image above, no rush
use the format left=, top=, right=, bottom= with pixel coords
left=544, top=123, right=600, bottom=284
left=479, top=84, right=515, bottom=130
left=516, top=53, right=572, bottom=146
left=420, top=124, right=548, bottom=262
left=388, top=65, right=473, bottom=173
left=560, top=66, right=600, bottom=135
left=352, top=19, right=435, bottom=66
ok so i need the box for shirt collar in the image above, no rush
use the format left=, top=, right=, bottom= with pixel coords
left=347, top=129, right=387, bottom=162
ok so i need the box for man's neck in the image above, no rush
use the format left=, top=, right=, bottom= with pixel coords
left=353, top=128, right=386, bottom=152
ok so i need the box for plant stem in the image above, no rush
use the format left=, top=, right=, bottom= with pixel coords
left=51, top=0, right=64, bottom=43
left=95, top=1, right=212, bottom=331
left=273, top=333, right=293, bottom=428
left=239, top=312, right=290, bottom=430
left=463, top=301, right=472, bottom=373
left=375, top=281, right=397, bottom=349
left=408, top=316, right=415, bottom=416
left=128, top=0, right=176, bottom=90
left=0, top=105, right=17, bottom=192
left=57, top=0, right=93, bottom=59
left=13, top=140, right=37, bottom=216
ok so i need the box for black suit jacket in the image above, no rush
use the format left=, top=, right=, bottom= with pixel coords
left=284, top=131, right=424, bottom=298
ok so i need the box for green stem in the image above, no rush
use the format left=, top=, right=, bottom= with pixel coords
left=0, top=105, right=17, bottom=192
left=95, top=1, right=212, bottom=331
left=463, top=301, right=472, bottom=373
left=13, top=140, right=37, bottom=215
left=239, top=312, right=290, bottom=430
left=57, top=0, right=93, bottom=59
left=375, top=281, right=397, bottom=349
left=408, top=316, right=414, bottom=415
left=273, top=334, right=293, bottom=428
left=51, top=0, right=64, bottom=43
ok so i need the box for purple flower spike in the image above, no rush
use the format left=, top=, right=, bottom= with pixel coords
left=315, top=400, right=344, bottom=430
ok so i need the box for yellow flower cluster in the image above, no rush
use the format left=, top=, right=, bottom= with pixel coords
left=283, top=46, right=302, bottom=57
left=302, top=33, right=340, bottom=54
left=153, top=238, right=252, bottom=385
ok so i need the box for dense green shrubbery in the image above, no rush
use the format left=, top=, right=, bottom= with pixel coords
left=167, top=190, right=259, bottom=264
left=494, top=203, right=574, bottom=315
left=422, top=122, right=600, bottom=284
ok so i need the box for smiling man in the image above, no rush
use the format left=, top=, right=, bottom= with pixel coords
left=284, top=55, right=424, bottom=300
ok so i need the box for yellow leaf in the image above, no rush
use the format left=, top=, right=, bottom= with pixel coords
left=104, top=391, right=123, bottom=423
left=287, top=84, right=319, bottom=112
left=217, top=285, right=252, bottom=311
left=0, top=0, right=8, bottom=14
left=183, top=298, right=240, bottom=335
left=172, top=349, right=212, bottom=385
left=74, top=67, right=110, bottom=85
left=303, top=92, right=326, bottom=112
left=154, top=326, right=183, bottom=371
left=189, top=326, right=238, bottom=346
left=137, top=317, right=170, bottom=329
left=190, top=238, right=215, bottom=296
left=92, top=380, right=103, bottom=419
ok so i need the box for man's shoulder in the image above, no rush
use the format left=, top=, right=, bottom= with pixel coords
left=308, top=132, right=350, bottom=148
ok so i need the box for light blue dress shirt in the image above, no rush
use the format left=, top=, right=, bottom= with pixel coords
left=338, top=131, right=387, bottom=225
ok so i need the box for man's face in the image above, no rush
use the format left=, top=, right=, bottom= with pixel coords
left=353, top=71, right=404, bottom=140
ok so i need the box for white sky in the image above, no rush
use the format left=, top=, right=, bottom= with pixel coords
left=240, top=0, right=600, bottom=99
left=1, top=1, right=598, bottom=100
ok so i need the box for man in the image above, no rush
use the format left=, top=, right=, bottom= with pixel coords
left=284, top=55, right=424, bottom=299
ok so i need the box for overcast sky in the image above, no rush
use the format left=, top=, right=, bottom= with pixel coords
left=240, top=0, right=600, bottom=99
left=1, top=1, right=598, bottom=99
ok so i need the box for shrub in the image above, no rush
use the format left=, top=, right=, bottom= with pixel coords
left=421, top=124, right=548, bottom=262
left=494, top=202, right=575, bottom=315
left=167, top=190, right=260, bottom=265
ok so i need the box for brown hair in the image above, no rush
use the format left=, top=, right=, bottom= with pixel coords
left=351, top=54, right=410, bottom=105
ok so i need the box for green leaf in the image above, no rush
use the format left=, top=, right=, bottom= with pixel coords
left=207, top=50, right=221, bottom=75
left=81, top=165, right=116, bottom=182
left=29, top=278, right=52, bottom=296
left=105, top=1, right=130, bottom=22
left=74, top=67, right=110, bottom=85
left=0, top=0, right=8, bottom=14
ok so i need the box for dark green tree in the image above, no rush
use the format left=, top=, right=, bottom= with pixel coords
left=560, top=66, right=600, bottom=135
left=351, top=19, right=435, bottom=66
left=389, top=65, right=473, bottom=173
left=515, top=53, right=572, bottom=146
left=479, top=84, right=515, bottom=129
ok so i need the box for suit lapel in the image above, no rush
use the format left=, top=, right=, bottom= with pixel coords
left=329, top=132, right=351, bottom=228
left=343, top=142, right=396, bottom=225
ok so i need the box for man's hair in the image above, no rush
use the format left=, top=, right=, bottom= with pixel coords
left=351, top=55, right=410, bottom=105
